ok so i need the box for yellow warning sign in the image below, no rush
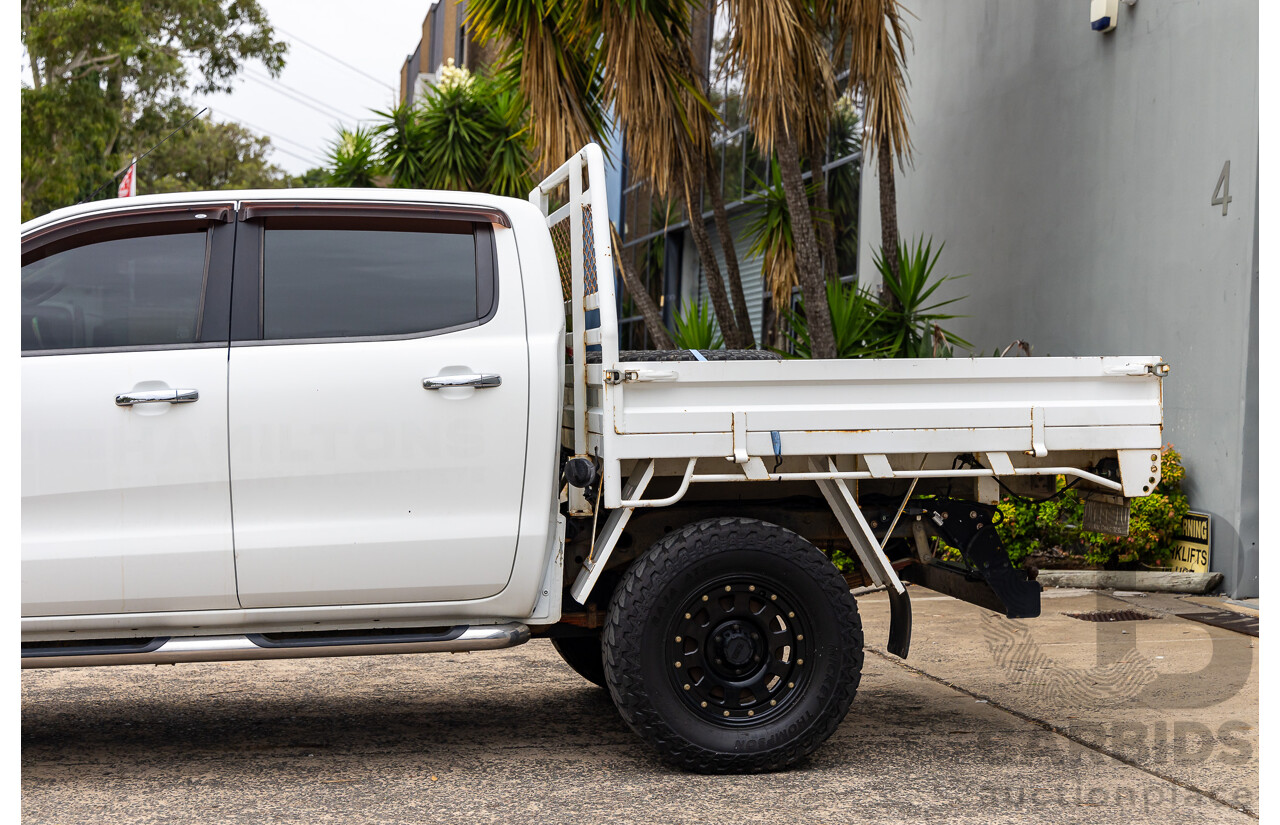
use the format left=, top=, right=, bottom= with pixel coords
left=1169, top=512, right=1211, bottom=573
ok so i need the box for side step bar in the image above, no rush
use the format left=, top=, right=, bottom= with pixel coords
left=21, top=622, right=531, bottom=669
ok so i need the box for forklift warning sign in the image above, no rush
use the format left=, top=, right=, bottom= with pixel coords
left=1169, top=512, right=1211, bottom=573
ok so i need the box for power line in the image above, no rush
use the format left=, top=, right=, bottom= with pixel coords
left=206, top=108, right=323, bottom=156
left=242, top=71, right=363, bottom=123
left=266, top=143, right=328, bottom=168
left=79, top=107, right=209, bottom=203
left=202, top=109, right=328, bottom=168
left=275, top=26, right=397, bottom=93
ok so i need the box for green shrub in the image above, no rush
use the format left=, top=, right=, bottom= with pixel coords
left=777, top=279, right=896, bottom=359
left=993, top=446, right=1189, bottom=568
left=669, top=300, right=724, bottom=351
left=873, top=236, right=973, bottom=357
left=1079, top=446, right=1188, bottom=566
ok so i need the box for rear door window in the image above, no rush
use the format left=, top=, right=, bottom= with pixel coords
left=260, top=219, right=487, bottom=341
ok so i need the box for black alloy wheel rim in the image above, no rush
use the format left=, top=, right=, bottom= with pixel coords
left=667, top=578, right=812, bottom=726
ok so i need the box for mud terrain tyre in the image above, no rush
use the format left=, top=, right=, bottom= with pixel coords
left=602, top=518, right=863, bottom=773
left=551, top=636, right=607, bottom=688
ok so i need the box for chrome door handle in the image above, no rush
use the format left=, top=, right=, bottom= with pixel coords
left=422, top=373, right=501, bottom=390
left=116, top=389, right=199, bottom=406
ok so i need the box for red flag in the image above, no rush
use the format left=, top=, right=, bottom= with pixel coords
left=117, top=159, right=137, bottom=198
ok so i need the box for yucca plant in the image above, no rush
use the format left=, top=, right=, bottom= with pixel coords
left=416, top=78, right=501, bottom=191
left=485, top=87, right=536, bottom=198
left=335, top=64, right=536, bottom=197
left=325, top=126, right=380, bottom=187
left=777, top=278, right=895, bottom=359
left=669, top=300, right=724, bottom=351
left=373, top=100, right=434, bottom=189
left=873, top=236, right=972, bottom=357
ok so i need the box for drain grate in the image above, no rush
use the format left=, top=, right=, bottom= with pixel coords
left=1179, top=611, right=1258, bottom=637
left=1064, top=609, right=1161, bottom=622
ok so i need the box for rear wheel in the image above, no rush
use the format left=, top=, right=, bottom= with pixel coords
left=603, top=517, right=863, bottom=773
left=551, top=635, right=606, bottom=688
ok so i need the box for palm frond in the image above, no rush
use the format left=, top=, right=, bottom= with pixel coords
left=601, top=0, right=714, bottom=200
left=777, top=279, right=896, bottom=359
left=833, top=0, right=914, bottom=164
left=871, top=236, right=973, bottom=354
left=372, top=100, right=433, bottom=188
left=724, top=0, right=835, bottom=153
left=466, top=0, right=609, bottom=172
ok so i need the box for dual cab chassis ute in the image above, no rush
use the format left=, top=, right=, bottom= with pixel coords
left=21, top=144, right=1168, bottom=772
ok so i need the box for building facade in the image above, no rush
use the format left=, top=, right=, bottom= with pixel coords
left=398, top=1, right=490, bottom=105
left=856, top=1, right=1259, bottom=597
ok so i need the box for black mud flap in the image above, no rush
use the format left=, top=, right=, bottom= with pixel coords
left=886, top=586, right=912, bottom=658
left=900, top=499, right=1042, bottom=620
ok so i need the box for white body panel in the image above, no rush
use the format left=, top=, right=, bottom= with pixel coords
left=22, top=348, right=237, bottom=616
left=228, top=309, right=530, bottom=608
left=589, top=355, right=1164, bottom=506
left=21, top=188, right=565, bottom=640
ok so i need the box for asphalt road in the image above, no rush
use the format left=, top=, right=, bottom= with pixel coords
left=22, top=629, right=1256, bottom=825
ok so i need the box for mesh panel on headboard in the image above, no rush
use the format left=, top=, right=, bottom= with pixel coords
left=549, top=204, right=599, bottom=303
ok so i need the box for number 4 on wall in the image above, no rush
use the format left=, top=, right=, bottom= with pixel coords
left=1212, top=160, right=1232, bottom=216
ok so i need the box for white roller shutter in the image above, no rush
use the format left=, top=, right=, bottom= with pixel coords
left=696, top=213, right=765, bottom=345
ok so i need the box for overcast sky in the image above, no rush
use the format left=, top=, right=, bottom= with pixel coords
left=192, top=0, right=437, bottom=175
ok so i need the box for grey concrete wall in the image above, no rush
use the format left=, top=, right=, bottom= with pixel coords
left=858, top=1, right=1258, bottom=595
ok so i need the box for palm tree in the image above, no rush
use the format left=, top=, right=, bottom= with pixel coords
left=468, top=0, right=756, bottom=349
left=724, top=0, right=838, bottom=358
left=690, top=3, right=756, bottom=347
left=831, top=0, right=913, bottom=307
left=466, top=0, right=609, bottom=177
left=598, top=0, right=748, bottom=349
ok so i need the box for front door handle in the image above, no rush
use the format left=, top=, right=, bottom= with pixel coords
left=116, top=389, right=199, bottom=406
left=422, top=373, right=501, bottom=390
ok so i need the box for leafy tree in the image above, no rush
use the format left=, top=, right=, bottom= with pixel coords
left=292, top=167, right=330, bottom=188
left=143, top=114, right=293, bottom=192
left=21, top=0, right=286, bottom=218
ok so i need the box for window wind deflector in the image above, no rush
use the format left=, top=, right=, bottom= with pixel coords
left=21, top=204, right=233, bottom=262
left=238, top=201, right=511, bottom=227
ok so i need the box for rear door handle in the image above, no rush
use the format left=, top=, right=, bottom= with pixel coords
left=422, top=373, right=501, bottom=390
left=116, top=389, right=199, bottom=406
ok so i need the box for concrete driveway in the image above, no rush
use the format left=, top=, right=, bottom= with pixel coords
left=22, top=588, right=1257, bottom=824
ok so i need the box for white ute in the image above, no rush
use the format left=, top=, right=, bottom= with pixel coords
left=21, top=144, right=1168, bottom=772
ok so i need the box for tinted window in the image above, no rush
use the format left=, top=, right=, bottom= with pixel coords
left=21, top=231, right=208, bottom=352
left=262, top=226, right=479, bottom=340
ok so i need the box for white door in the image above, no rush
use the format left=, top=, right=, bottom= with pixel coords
left=21, top=217, right=237, bottom=616
left=228, top=210, right=529, bottom=608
